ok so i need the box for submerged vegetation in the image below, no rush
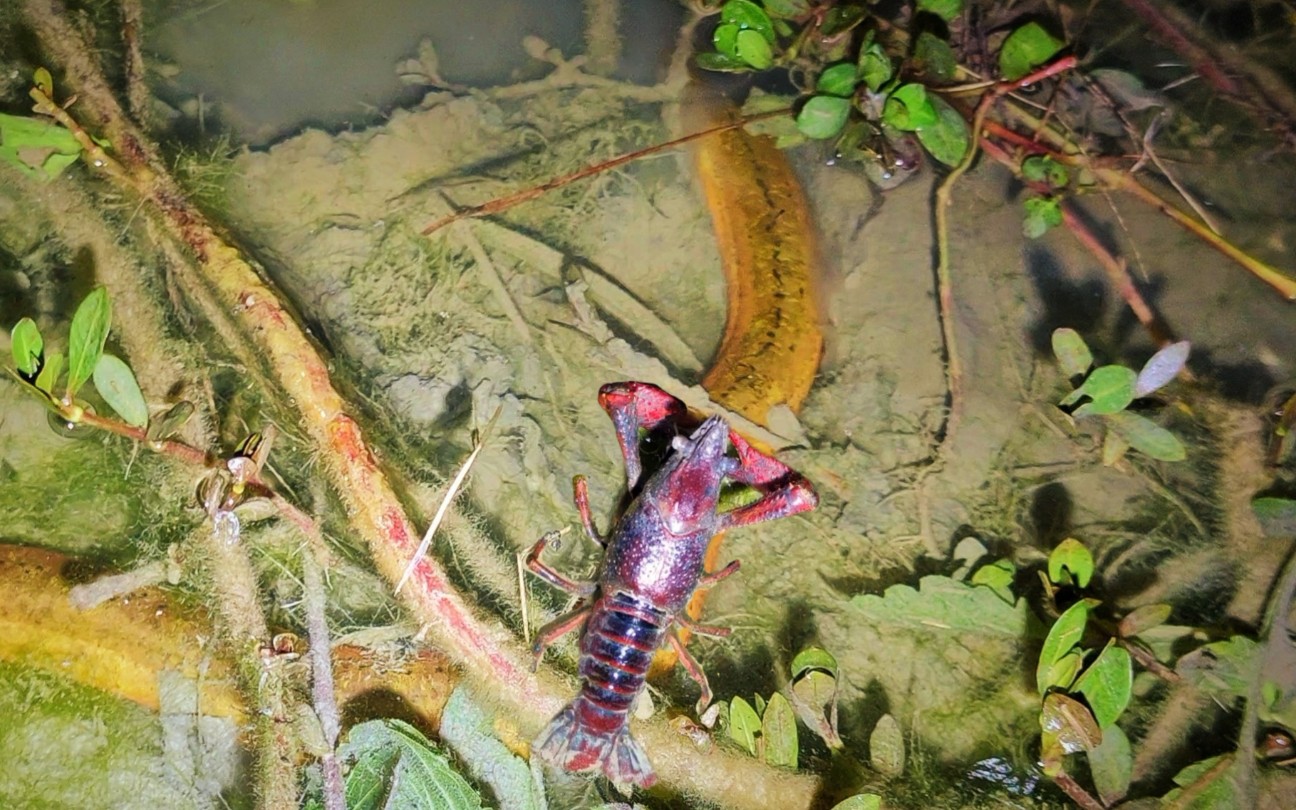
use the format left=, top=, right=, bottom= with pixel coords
left=1, top=0, right=1296, bottom=808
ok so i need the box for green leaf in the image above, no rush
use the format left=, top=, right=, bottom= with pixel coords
left=796, top=95, right=851, bottom=139
left=1118, top=603, right=1172, bottom=638
left=1039, top=691, right=1101, bottom=767
left=0, top=112, right=85, bottom=181
left=850, top=575, right=1028, bottom=639
left=438, top=688, right=545, bottom=810
left=728, top=696, right=761, bottom=755
left=11, top=317, right=43, bottom=377
left=820, top=5, right=866, bottom=37
left=1022, top=155, right=1069, bottom=189
left=1023, top=196, right=1062, bottom=238
left=721, top=0, right=775, bottom=44
left=970, top=558, right=1016, bottom=603
left=735, top=28, right=774, bottom=69
left=762, top=692, right=798, bottom=768
left=93, top=353, right=148, bottom=427
left=1074, top=643, right=1132, bottom=728
left=1162, top=756, right=1234, bottom=808
left=35, top=350, right=63, bottom=396
left=916, top=0, right=964, bottom=22
left=714, top=23, right=741, bottom=58
left=791, top=647, right=838, bottom=680
left=913, top=32, right=957, bottom=82
left=696, top=51, right=751, bottom=73
left=146, top=401, right=196, bottom=444
left=915, top=93, right=970, bottom=166
left=830, top=795, right=882, bottom=810
left=763, top=0, right=811, bottom=18
left=1105, top=411, right=1186, bottom=461
left=1134, top=340, right=1190, bottom=397
left=1102, top=428, right=1129, bottom=466
left=817, top=63, right=858, bottom=97
left=338, top=719, right=483, bottom=810
left=858, top=37, right=892, bottom=92
left=867, top=713, right=904, bottom=777
left=33, top=67, right=54, bottom=97
left=1060, top=364, right=1136, bottom=416
left=1037, top=600, right=1088, bottom=694
left=883, top=84, right=938, bottom=131
left=66, top=286, right=112, bottom=399
left=998, top=22, right=1065, bottom=82
left=1176, top=636, right=1260, bottom=699
left=1051, top=328, right=1092, bottom=378
left=1046, top=648, right=1085, bottom=692
left=1048, top=537, right=1094, bottom=588
left=1087, top=723, right=1132, bottom=805
left=1252, top=497, right=1296, bottom=537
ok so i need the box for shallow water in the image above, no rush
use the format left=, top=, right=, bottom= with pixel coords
left=2, top=1, right=1296, bottom=808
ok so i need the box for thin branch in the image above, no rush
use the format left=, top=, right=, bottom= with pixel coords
left=420, top=108, right=789, bottom=235
left=302, top=551, right=345, bottom=810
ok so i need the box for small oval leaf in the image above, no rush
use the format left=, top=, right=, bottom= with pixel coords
left=735, top=28, right=774, bottom=69
left=796, top=95, right=851, bottom=139
left=722, top=0, right=776, bottom=44
left=817, top=63, right=858, bottom=97
left=830, top=796, right=882, bottom=810
left=999, top=22, right=1065, bottom=82
left=93, top=353, right=148, bottom=427
left=727, top=696, right=761, bottom=755
left=1067, top=365, right=1137, bottom=416
left=1134, top=340, right=1190, bottom=397
left=1105, top=411, right=1186, bottom=461
left=1052, top=328, right=1093, bottom=378
left=1074, top=643, right=1133, bottom=728
left=11, top=317, right=43, bottom=377
left=916, top=93, right=970, bottom=166
left=791, top=647, right=838, bottom=680
left=762, top=692, right=798, bottom=768
left=66, top=286, right=112, bottom=399
left=1252, top=497, right=1296, bottom=538
left=1048, top=537, right=1094, bottom=588
left=868, top=713, right=905, bottom=777
left=35, top=350, right=64, bottom=396
left=1088, top=723, right=1132, bottom=805
left=146, top=400, right=197, bottom=444
left=1037, top=600, right=1088, bottom=695
left=1118, top=603, right=1172, bottom=638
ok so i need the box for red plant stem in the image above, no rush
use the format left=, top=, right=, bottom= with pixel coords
left=1116, top=0, right=1244, bottom=97
left=979, top=136, right=1173, bottom=345
left=1053, top=770, right=1107, bottom=810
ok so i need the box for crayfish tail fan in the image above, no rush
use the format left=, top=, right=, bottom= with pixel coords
left=533, top=698, right=657, bottom=787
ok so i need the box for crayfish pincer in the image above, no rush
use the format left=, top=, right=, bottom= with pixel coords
left=525, top=381, right=818, bottom=787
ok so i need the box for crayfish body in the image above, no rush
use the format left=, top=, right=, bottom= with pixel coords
left=527, top=382, right=818, bottom=787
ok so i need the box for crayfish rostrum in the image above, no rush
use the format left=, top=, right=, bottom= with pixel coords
left=526, top=381, right=818, bottom=786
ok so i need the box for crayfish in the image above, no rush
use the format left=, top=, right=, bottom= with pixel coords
left=526, top=382, right=818, bottom=786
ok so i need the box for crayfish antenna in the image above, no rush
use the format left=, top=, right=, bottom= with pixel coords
left=533, top=698, right=657, bottom=787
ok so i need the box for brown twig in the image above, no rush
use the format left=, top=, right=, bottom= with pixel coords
left=302, top=551, right=345, bottom=810
left=419, top=107, right=789, bottom=235
left=1053, top=769, right=1107, bottom=810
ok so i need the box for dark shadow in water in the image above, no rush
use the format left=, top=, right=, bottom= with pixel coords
left=1027, top=481, right=1073, bottom=551
left=340, top=687, right=439, bottom=739
left=1023, top=244, right=1107, bottom=358
left=1183, top=348, right=1278, bottom=405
